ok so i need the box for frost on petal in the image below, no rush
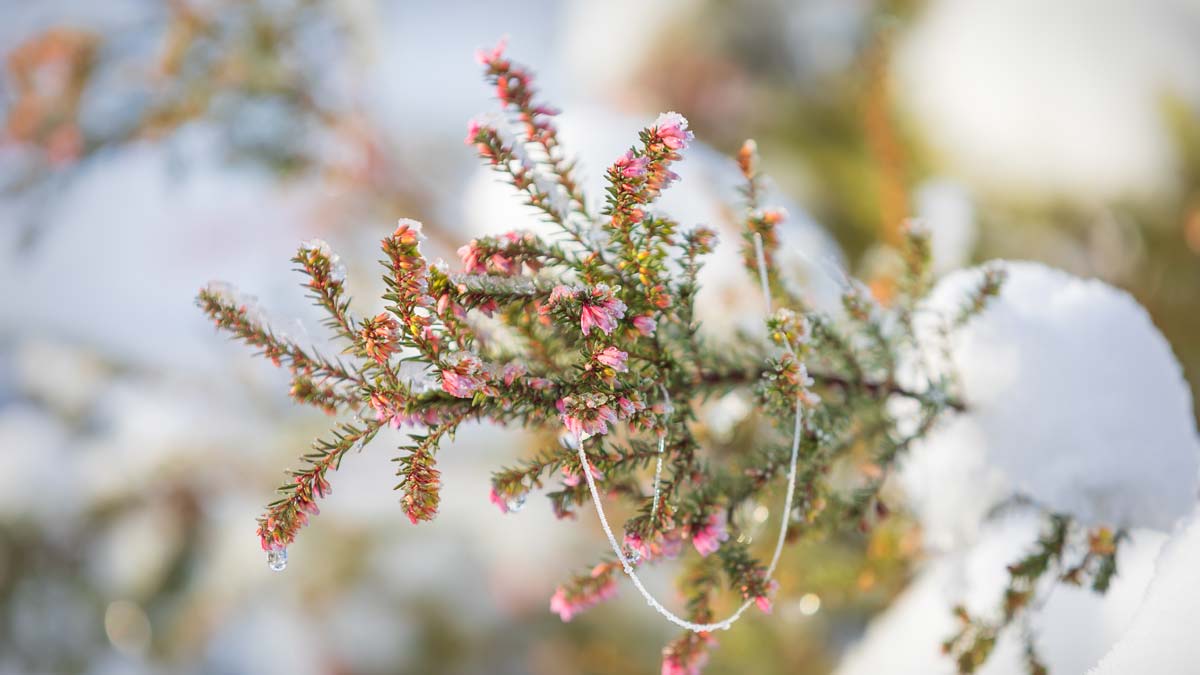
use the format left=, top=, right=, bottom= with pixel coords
left=899, top=261, right=1200, bottom=548
left=653, top=111, right=694, bottom=150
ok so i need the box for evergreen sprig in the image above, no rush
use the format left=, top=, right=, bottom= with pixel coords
left=193, top=39, right=1076, bottom=675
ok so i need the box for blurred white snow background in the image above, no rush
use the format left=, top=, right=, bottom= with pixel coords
left=2, top=0, right=1200, bottom=674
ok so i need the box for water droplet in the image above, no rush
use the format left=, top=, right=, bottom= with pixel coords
left=558, top=432, right=579, bottom=450
left=505, top=494, right=527, bottom=512
left=267, top=548, right=288, bottom=572
left=623, top=547, right=642, bottom=566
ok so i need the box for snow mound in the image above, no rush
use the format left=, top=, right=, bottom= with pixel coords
left=900, top=261, right=1200, bottom=548
left=836, top=512, right=1165, bottom=675
left=1089, top=507, right=1200, bottom=674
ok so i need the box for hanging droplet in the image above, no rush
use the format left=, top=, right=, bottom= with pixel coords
left=623, top=546, right=642, bottom=566
left=267, top=548, right=288, bottom=572
left=505, top=494, right=527, bottom=512
left=558, top=432, right=579, bottom=450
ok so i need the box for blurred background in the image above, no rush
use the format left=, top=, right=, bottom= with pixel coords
left=1, top=0, right=1198, bottom=673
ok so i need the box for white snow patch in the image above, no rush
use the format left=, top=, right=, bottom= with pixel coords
left=900, top=261, right=1200, bottom=549
left=896, top=0, right=1200, bottom=202
left=1088, top=507, right=1200, bottom=674
left=836, top=512, right=1165, bottom=675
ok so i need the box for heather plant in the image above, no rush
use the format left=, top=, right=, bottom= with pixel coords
left=196, top=40, right=1129, bottom=674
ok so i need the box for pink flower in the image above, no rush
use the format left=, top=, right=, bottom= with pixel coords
left=557, top=394, right=618, bottom=440
left=501, top=363, right=526, bottom=386
left=488, top=252, right=514, bottom=275
left=624, top=532, right=651, bottom=560
left=691, top=511, right=729, bottom=557
left=659, top=532, right=684, bottom=559
left=616, top=396, right=644, bottom=418
left=489, top=487, right=509, bottom=513
left=562, top=463, right=603, bottom=487
left=464, top=117, right=485, bottom=145
left=371, top=392, right=441, bottom=429
left=477, top=299, right=499, bottom=317
left=662, top=651, right=709, bottom=675
left=548, top=285, right=577, bottom=305
left=615, top=150, right=650, bottom=178
left=422, top=325, right=442, bottom=355
left=659, top=168, right=681, bottom=189
left=594, top=346, right=628, bottom=371
left=457, top=240, right=486, bottom=273
left=442, top=371, right=479, bottom=398
left=440, top=354, right=491, bottom=398
left=580, top=304, right=614, bottom=335
left=622, top=531, right=685, bottom=563
left=752, top=579, right=779, bottom=614
left=579, top=286, right=626, bottom=336
left=474, top=36, right=508, bottom=66
left=632, top=314, right=657, bottom=336
left=550, top=574, right=618, bottom=622
left=359, top=312, right=400, bottom=364
left=527, top=377, right=554, bottom=390
left=654, top=112, right=694, bottom=150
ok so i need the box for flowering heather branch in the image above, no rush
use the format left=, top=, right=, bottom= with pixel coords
left=296, top=239, right=354, bottom=345
left=196, top=40, right=1038, bottom=674
left=258, top=419, right=382, bottom=553
left=475, top=37, right=589, bottom=220
left=551, top=561, right=621, bottom=622
left=394, top=412, right=470, bottom=524
left=196, top=284, right=362, bottom=388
